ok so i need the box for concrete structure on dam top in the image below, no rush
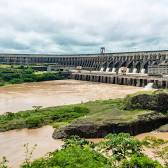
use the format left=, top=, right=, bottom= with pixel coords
left=1, top=49, right=168, bottom=75
left=2, top=49, right=168, bottom=88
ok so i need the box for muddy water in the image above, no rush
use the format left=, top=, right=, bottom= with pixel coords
left=136, top=132, right=168, bottom=140
left=0, top=80, right=143, bottom=114
left=0, top=80, right=146, bottom=167
left=0, top=126, right=62, bottom=168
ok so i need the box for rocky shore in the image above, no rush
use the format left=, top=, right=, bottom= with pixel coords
left=53, top=112, right=168, bottom=139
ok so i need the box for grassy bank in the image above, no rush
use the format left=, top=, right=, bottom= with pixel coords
left=0, top=65, right=67, bottom=86
left=0, top=105, right=89, bottom=132
left=0, top=97, right=157, bottom=132
left=0, top=91, right=167, bottom=132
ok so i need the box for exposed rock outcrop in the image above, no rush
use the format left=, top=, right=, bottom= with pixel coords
left=124, top=92, right=168, bottom=113
left=53, top=112, right=168, bottom=139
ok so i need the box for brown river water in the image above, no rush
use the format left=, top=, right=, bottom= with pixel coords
left=0, top=80, right=167, bottom=167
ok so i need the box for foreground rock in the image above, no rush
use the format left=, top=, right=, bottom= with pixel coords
left=53, top=112, right=168, bottom=139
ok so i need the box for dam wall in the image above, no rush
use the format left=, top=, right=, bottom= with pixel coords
left=1, top=50, right=168, bottom=73
left=71, top=72, right=168, bottom=89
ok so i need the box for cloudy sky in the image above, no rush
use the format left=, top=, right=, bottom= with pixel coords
left=0, top=0, right=168, bottom=54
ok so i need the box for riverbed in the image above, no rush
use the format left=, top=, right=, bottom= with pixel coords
left=0, top=79, right=155, bottom=167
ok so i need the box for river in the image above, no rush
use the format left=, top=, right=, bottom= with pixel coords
left=0, top=79, right=163, bottom=168
left=0, top=80, right=143, bottom=114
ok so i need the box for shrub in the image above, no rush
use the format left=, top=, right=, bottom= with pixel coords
left=52, top=122, right=68, bottom=129
left=5, top=112, right=15, bottom=120
left=123, top=93, right=168, bottom=113
left=97, top=133, right=142, bottom=161
left=0, top=81, right=5, bottom=86
left=21, top=145, right=111, bottom=168
left=121, top=155, right=163, bottom=168
left=25, top=116, right=44, bottom=128
left=63, top=135, right=94, bottom=148
left=9, top=78, right=23, bottom=84
left=73, top=106, right=90, bottom=114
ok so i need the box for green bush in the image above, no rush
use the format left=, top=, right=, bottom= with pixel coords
left=124, top=93, right=168, bottom=113
left=0, top=81, right=5, bottom=86
left=9, top=78, right=23, bottom=84
left=0, top=105, right=89, bottom=131
left=73, top=106, right=90, bottom=113
left=25, top=116, right=44, bottom=128
left=121, top=155, right=163, bottom=168
left=52, top=122, right=68, bottom=129
left=97, top=133, right=142, bottom=161
left=63, top=135, right=94, bottom=148
left=21, top=145, right=111, bottom=168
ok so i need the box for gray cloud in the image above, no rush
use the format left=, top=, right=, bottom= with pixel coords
left=0, top=0, right=168, bottom=54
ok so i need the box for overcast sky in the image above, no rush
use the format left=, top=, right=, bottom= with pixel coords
left=0, top=0, right=168, bottom=54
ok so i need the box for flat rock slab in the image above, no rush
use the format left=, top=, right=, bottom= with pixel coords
left=53, top=112, right=168, bottom=139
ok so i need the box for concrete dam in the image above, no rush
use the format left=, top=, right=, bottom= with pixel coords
left=1, top=50, right=168, bottom=88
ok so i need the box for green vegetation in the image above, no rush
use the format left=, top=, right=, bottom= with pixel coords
left=0, top=106, right=89, bottom=131
left=1, top=91, right=168, bottom=132
left=97, top=133, right=142, bottom=162
left=0, top=97, right=153, bottom=132
left=124, top=91, right=168, bottom=113
left=72, top=98, right=153, bottom=125
left=20, top=133, right=164, bottom=168
left=52, top=122, right=69, bottom=129
left=142, top=136, right=168, bottom=166
left=121, top=155, right=163, bottom=168
left=0, top=65, right=67, bottom=86
left=0, top=156, right=8, bottom=168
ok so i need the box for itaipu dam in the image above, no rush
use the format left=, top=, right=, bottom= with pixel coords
left=1, top=49, right=168, bottom=88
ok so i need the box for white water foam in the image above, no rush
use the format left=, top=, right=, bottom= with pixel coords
left=144, top=83, right=153, bottom=90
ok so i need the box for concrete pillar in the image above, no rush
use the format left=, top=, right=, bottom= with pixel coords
left=153, top=80, right=158, bottom=88
left=107, top=77, right=110, bottom=83
left=110, top=77, right=113, bottom=83
left=136, top=79, right=141, bottom=87
left=166, top=81, right=168, bottom=88
left=96, top=75, right=99, bottom=82
left=103, top=76, right=106, bottom=83
left=157, top=81, right=162, bottom=88
left=115, top=76, right=118, bottom=84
